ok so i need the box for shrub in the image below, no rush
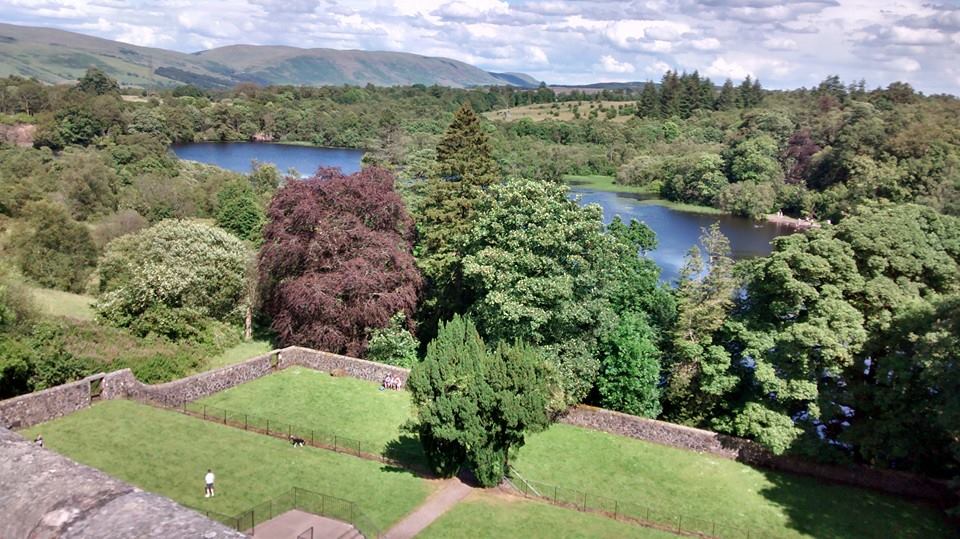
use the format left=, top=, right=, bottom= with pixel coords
left=12, top=201, right=98, bottom=293
left=96, top=220, right=250, bottom=335
left=366, top=312, right=419, bottom=367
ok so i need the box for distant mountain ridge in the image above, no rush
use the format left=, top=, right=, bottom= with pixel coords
left=0, top=23, right=539, bottom=89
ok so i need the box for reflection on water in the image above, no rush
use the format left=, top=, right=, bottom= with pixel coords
left=571, top=189, right=795, bottom=282
left=170, top=142, right=364, bottom=175
left=169, top=143, right=792, bottom=282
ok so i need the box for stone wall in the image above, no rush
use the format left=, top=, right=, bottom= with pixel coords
left=0, top=427, right=246, bottom=539
left=101, top=352, right=276, bottom=406
left=280, top=346, right=410, bottom=385
left=561, top=405, right=953, bottom=503
left=0, top=375, right=94, bottom=430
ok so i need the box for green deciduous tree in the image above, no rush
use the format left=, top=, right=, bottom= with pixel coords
left=215, top=179, right=265, bottom=242
left=12, top=201, right=98, bottom=293
left=597, top=312, right=662, bottom=417
left=76, top=68, right=121, bottom=96
left=461, top=178, right=616, bottom=405
left=406, top=315, right=551, bottom=486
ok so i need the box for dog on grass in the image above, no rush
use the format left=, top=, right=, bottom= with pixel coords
left=289, top=435, right=305, bottom=447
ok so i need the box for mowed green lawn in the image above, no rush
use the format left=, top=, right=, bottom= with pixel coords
left=187, top=369, right=951, bottom=538
left=419, top=491, right=676, bottom=539
left=197, top=367, right=424, bottom=465
left=514, top=425, right=952, bottom=538
left=23, top=400, right=433, bottom=531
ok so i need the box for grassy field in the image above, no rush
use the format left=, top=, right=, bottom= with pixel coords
left=419, top=491, right=675, bottom=539
left=23, top=400, right=433, bottom=531
left=564, top=174, right=656, bottom=195
left=563, top=175, right=726, bottom=215
left=205, top=339, right=274, bottom=371
left=27, top=285, right=95, bottom=321
left=514, top=424, right=952, bottom=538
left=196, top=367, right=424, bottom=465
left=484, top=101, right=635, bottom=123
left=191, top=369, right=951, bottom=537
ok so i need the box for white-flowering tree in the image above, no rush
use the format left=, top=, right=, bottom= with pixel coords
left=95, top=219, right=250, bottom=339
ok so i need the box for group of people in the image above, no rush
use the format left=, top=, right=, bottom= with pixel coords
left=381, top=374, right=402, bottom=390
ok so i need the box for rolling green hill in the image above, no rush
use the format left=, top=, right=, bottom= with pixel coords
left=0, top=23, right=535, bottom=89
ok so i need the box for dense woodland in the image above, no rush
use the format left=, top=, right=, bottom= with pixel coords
left=0, top=69, right=958, bottom=501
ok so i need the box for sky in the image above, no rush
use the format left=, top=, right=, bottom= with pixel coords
left=2, top=0, right=959, bottom=93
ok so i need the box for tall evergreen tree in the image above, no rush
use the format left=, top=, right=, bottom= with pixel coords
left=417, top=103, right=499, bottom=333
left=659, top=70, right=681, bottom=117
left=406, top=315, right=551, bottom=486
left=716, top=79, right=737, bottom=110
left=738, top=75, right=755, bottom=108
left=663, top=224, right=739, bottom=425
left=637, top=81, right=659, bottom=118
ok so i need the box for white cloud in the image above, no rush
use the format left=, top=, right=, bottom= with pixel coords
left=598, top=55, right=635, bottom=73
left=0, top=0, right=957, bottom=93
left=890, top=57, right=921, bottom=72
left=690, top=38, right=721, bottom=51
left=763, top=37, right=797, bottom=50
left=704, top=57, right=752, bottom=80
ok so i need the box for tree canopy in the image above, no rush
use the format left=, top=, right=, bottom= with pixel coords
left=96, top=219, right=250, bottom=338
left=258, top=167, right=422, bottom=356
left=406, top=315, right=552, bottom=486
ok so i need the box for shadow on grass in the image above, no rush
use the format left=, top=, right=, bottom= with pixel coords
left=756, top=469, right=955, bottom=538
left=383, top=435, right=432, bottom=477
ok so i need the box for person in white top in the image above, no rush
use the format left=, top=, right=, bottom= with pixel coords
left=204, top=469, right=215, bottom=498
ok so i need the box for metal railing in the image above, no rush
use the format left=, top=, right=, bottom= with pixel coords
left=187, top=487, right=377, bottom=538
left=146, top=397, right=424, bottom=471
left=509, top=470, right=781, bottom=539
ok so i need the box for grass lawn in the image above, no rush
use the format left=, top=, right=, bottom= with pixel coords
left=514, top=424, right=952, bottom=538
left=419, top=491, right=675, bottom=539
left=27, top=285, right=95, bottom=321
left=563, top=174, right=657, bottom=195
left=23, top=400, right=433, bottom=531
left=562, top=175, right=726, bottom=215
left=182, top=369, right=952, bottom=538
left=204, top=339, right=274, bottom=371
left=197, top=367, right=424, bottom=465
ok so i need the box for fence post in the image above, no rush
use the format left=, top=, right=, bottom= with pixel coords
left=553, top=486, right=558, bottom=504
left=321, top=495, right=325, bottom=516
left=223, top=409, right=227, bottom=424
left=245, top=414, right=248, bottom=430
left=677, top=516, right=682, bottom=533
left=350, top=503, right=354, bottom=525
left=582, top=492, right=586, bottom=511
left=646, top=507, right=650, bottom=521
left=711, top=521, right=716, bottom=536
left=334, top=435, right=338, bottom=452
left=203, top=405, right=207, bottom=420
left=311, top=429, right=314, bottom=445
left=266, top=419, right=270, bottom=435
left=614, top=500, right=618, bottom=520
left=357, top=440, right=361, bottom=456
left=294, top=488, right=298, bottom=509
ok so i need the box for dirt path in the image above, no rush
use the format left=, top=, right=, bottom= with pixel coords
left=382, top=477, right=473, bottom=539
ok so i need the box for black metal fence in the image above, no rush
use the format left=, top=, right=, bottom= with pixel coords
left=158, top=398, right=414, bottom=467
left=509, top=472, right=784, bottom=539
left=187, top=487, right=379, bottom=538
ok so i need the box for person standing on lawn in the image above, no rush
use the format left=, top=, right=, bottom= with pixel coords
left=204, top=469, right=215, bottom=498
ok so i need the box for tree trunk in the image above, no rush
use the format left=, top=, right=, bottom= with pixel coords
left=244, top=304, right=253, bottom=341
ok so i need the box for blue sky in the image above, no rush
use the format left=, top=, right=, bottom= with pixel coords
left=2, top=0, right=958, bottom=93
